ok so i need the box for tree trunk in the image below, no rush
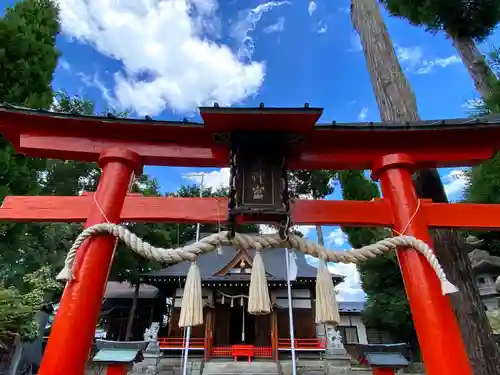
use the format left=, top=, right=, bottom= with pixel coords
left=351, top=1, right=500, bottom=374
left=450, top=34, right=494, bottom=101
left=350, top=0, right=419, bottom=124
left=316, top=225, right=324, bottom=246
left=125, top=282, right=140, bottom=341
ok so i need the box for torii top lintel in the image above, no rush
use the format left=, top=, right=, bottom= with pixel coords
left=0, top=103, right=499, bottom=170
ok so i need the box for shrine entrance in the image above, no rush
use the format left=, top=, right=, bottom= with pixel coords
left=213, top=299, right=272, bottom=347
left=4, top=103, right=500, bottom=375
left=211, top=299, right=272, bottom=359
left=228, top=303, right=256, bottom=345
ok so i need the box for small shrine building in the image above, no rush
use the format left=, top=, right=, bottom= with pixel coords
left=142, top=243, right=345, bottom=360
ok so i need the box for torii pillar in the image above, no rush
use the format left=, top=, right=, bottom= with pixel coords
left=373, top=154, right=470, bottom=375
left=39, top=149, right=142, bottom=375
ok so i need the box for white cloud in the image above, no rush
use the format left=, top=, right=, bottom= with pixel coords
left=231, top=1, right=290, bottom=61
left=325, top=227, right=348, bottom=247
left=58, top=58, right=71, bottom=72
left=358, top=107, right=368, bottom=121
left=396, top=45, right=423, bottom=68
left=263, top=16, right=285, bottom=33
left=416, top=56, right=461, bottom=75
left=56, top=0, right=266, bottom=115
left=328, top=263, right=364, bottom=301
left=348, top=32, right=362, bottom=52
left=315, top=20, right=327, bottom=34
left=305, top=255, right=365, bottom=302
left=442, top=169, right=468, bottom=200
left=259, top=225, right=276, bottom=234
left=396, top=45, right=461, bottom=75
left=308, top=1, right=317, bottom=16
left=462, top=98, right=484, bottom=111
left=78, top=72, right=116, bottom=106
left=295, top=225, right=315, bottom=237
left=184, top=168, right=230, bottom=189
left=260, top=224, right=314, bottom=237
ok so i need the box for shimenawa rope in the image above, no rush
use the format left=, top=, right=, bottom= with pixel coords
left=57, top=223, right=458, bottom=327
left=57, top=223, right=458, bottom=296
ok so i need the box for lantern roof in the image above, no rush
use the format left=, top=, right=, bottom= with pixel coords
left=199, top=105, right=323, bottom=133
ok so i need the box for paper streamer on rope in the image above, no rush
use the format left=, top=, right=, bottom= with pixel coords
left=179, top=262, right=203, bottom=327
left=248, top=250, right=271, bottom=315
left=315, top=258, right=340, bottom=325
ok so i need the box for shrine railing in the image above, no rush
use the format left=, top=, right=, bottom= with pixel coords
left=211, top=346, right=273, bottom=358
left=158, top=337, right=205, bottom=350
left=278, top=338, right=326, bottom=351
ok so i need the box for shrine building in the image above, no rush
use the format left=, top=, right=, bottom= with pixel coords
left=139, top=241, right=376, bottom=360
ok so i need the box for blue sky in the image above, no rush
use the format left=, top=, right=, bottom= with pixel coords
left=2, top=0, right=495, bottom=301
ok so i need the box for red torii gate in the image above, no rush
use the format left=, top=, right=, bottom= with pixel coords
left=0, top=104, right=499, bottom=375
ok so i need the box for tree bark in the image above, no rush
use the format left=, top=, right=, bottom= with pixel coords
left=450, top=34, right=494, bottom=101
left=351, top=1, right=500, bottom=374
left=125, top=282, right=140, bottom=341
left=316, top=225, right=325, bottom=246
left=350, top=0, right=419, bottom=124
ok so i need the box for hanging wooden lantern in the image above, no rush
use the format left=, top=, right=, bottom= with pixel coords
left=228, top=131, right=291, bottom=239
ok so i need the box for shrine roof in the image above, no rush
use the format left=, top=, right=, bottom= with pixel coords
left=338, top=301, right=364, bottom=313
left=2, top=103, right=500, bottom=169
left=103, top=281, right=159, bottom=299
left=142, top=245, right=344, bottom=283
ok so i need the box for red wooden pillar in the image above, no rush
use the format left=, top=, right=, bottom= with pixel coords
left=270, top=309, right=278, bottom=359
left=39, top=149, right=142, bottom=375
left=372, top=369, right=395, bottom=375
left=204, top=308, right=213, bottom=360
left=106, top=364, right=128, bottom=375
left=372, top=154, right=471, bottom=375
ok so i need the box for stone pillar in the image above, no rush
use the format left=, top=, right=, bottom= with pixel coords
left=324, top=325, right=350, bottom=369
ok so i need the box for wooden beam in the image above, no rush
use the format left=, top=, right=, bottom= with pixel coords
left=3, top=194, right=500, bottom=230
left=16, top=134, right=495, bottom=171
left=422, top=202, right=500, bottom=230
left=0, top=195, right=393, bottom=226
left=18, top=134, right=228, bottom=167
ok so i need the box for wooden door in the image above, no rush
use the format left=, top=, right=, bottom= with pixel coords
left=213, top=304, right=230, bottom=345
left=254, top=314, right=271, bottom=346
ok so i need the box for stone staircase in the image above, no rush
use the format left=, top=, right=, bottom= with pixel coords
left=202, top=360, right=280, bottom=375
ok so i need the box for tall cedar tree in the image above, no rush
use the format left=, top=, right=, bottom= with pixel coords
left=467, top=47, right=500, bottom=116
left=466, top=50, right=500, bottom=258
left=382, top=0, right=500, bottom=100
left=0, top=0, right=60, bottom=286
left=350, top=1, right=500, bottom=373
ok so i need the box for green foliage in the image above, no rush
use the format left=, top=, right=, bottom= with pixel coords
left=288, top=170, right=336, bottom=199
left=0, top=0, right=61, bottom=288
left=0, top=266, right=62, bottom=345
left=0, top=0, right=60, bottom=108
left=52, top=90, right=95, bottom=115
left=337, top=170, right=414, bottom=343
left=382, top=0, right=500, bottom=41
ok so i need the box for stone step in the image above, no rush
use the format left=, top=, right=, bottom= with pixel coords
left=202, top=361, right=279, bottom=375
